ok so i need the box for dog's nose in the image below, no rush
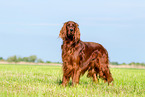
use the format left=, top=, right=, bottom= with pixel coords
left=70, top=29, right=73, bottom=32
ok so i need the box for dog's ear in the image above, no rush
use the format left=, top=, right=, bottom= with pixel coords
left=75, top=23, right=80, bottom=40
left=59, top=22, right=67, bottom=40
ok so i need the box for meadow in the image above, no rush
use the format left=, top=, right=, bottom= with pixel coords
left=0, top=64, right=144, bottom=97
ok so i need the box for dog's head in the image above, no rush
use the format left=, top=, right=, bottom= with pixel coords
left=59, top=21, right=80, bottom=41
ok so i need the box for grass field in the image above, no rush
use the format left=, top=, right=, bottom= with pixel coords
left=0, top=64, right=145, bottom=97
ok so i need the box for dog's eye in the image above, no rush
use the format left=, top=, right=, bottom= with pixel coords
left=72, top=24, right=74, bottom=26
left=67, top=24, right=70, bottom=26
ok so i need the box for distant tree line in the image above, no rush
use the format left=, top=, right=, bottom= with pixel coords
left=0, top=56, right=144, bottom=66
left=0, top=55, right=55, bottom=63
left=0, top=57, right=3, bottom=60
left=110, top=62, right=145, bottom=66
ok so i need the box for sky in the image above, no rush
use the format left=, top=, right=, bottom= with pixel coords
left=0, top=0, right=145, bottom=63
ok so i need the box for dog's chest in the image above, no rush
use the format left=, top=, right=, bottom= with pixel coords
left=63, top=46, right=82, bottom=62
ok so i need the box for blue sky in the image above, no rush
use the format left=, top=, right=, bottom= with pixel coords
left=0, top=0, right=145, bottom=63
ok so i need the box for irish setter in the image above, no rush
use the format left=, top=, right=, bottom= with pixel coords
left=59, top=21, right=113, bottom=86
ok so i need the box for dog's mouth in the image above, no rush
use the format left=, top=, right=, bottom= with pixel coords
left=67, top=32, right=75, bottom=40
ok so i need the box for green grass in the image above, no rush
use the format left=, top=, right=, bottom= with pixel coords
left=0, top=64, right=145, bottom=97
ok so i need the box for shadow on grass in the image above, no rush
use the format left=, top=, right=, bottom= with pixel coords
left=56, top=76, right=111, bottom=87
left=56, top=78, right=105, bottom=87
left=56, top=78, right=62, bottom=85
left=56, top=78, right=73, bottom=87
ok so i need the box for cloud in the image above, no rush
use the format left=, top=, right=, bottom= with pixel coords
left=28, top=23, right=60, bottom=26
left=0, top=22, right=60, bottom=26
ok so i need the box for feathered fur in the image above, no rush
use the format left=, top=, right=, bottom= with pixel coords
left=59, top=21, right=113, bottom=86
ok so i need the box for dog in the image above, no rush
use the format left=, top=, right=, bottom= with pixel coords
left=59, top=21, right=113, bottom=86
